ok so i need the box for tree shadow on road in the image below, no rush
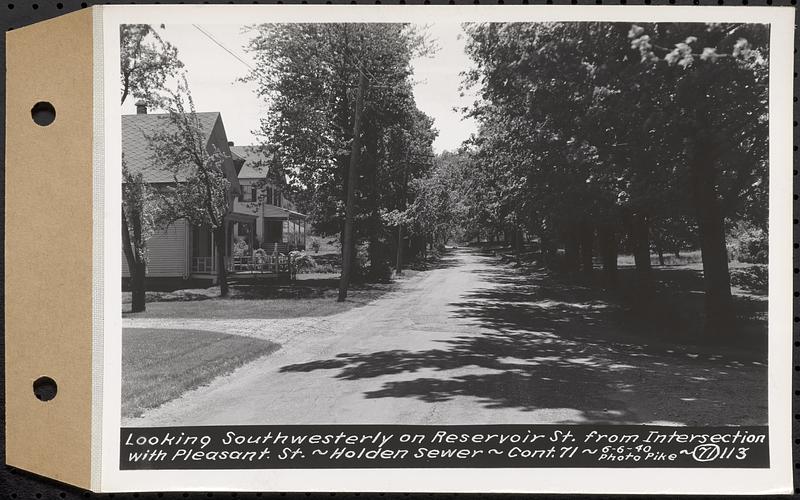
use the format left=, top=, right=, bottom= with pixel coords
left=279, top=252, right=767, bottom=425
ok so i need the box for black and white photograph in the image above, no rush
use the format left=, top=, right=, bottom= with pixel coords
left=119, top=15, right=775, bottom=432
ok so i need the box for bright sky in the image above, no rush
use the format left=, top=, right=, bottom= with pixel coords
left=121, top=23, right=478, bottom=154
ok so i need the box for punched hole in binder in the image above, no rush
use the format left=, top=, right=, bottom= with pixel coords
left=31, top=101, right=55, bottom=126
left=33, top=376, right=57, bottom=401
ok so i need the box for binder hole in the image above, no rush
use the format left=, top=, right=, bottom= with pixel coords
left=33, top=376, right=57, bottom=401
left=31, top=101, right=56, bottom=126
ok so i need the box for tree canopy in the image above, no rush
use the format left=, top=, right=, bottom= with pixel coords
left=120, top=24, right=185, bottom=107
left=120, top=23, right=185, bottom=312
left=449, top=21, right=769, bottom=333
left=245, top=23, right=438, bottom=281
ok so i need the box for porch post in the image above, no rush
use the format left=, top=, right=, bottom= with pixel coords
left=211, top=229, right=216, bottom=274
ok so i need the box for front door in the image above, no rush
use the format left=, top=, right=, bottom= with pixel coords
left=263, top=220, right=283, bottom=246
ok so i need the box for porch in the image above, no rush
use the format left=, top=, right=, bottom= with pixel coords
left=189, top=211, right=308, bottom=279
left=260, top=211, right=307, bottom=253
left=191, top=253, right=290, bottom=276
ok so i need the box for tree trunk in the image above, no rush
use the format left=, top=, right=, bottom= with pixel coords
left=365, top=125, right=382, bottom=281
left=657, top=247, right=665, bottom=267
left=396, top=225, right=404, bottom=275
left=688, top=107, right=734, bottom=334
left=514, top=227, right=523, bottom=256
left=122, top=206, right=147, bottom=312
left=579, top=220, right=594, bottom=275
left=539, top=232, right=554, bottom=265
left=564, top=225, right=580, bottom=272
left=338, top=68, right=366, bottom=302
left=396, top=159, right=409, bottom=275
left=368, top=237, right=379, bottom=279
left=630, top=213, right=651, bottom=275
left=130, top=262, right=147, bottom=312
left=691, top=158, right=733, bottom=335
left=599, top=224, right=618, bottom=286
left=696, top=202, right=732, bottom=334
left=214, top=225, right=229, bottom=297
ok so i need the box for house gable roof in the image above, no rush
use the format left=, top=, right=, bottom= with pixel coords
left=230, top=145, right=271, bottom=180
left=122, top=112, right=221, bottom=183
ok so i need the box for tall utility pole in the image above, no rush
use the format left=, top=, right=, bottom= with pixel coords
left=338, top=68, right=368, bottom=302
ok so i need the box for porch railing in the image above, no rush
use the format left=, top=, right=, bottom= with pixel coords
left=192, top=256, right=216, bottom=274
left=191, top=254, right=290, bottom=275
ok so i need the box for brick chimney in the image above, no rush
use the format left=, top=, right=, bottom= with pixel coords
left=135, top=100, right=147, bottom=115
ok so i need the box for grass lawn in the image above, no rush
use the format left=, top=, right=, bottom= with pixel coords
left=123, top=280, right=393, bottom=318
left=122, top=328, right=279, bottom=418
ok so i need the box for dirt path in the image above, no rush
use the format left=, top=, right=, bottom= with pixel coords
left=124, top=248, right=766, bottom=426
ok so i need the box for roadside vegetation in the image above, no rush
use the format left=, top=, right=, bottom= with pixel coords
left=121, top=279, right=395, bottom=319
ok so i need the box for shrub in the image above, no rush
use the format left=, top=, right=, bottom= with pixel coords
left=727, top=221, right=768, bottom=264
left=368, top=259, right=393, bottom=282
left=291, top=252, right=318, bottom=273
left=253, top=248, right=269, bottom=266
left=730, top=265, right=768, bottom=294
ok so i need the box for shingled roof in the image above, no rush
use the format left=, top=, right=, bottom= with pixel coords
left=122, top=112, right=221, bottom=183
left=230, top=145, right=271, bottom=180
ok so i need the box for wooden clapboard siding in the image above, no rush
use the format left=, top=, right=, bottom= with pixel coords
left=122, top=219, right=189, bottom=277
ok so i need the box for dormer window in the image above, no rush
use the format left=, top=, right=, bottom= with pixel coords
left=251, top=186, right=257, bottom=202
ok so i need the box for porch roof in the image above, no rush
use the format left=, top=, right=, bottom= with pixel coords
left=284, top=209, right=308, bottom=220
left=226, top=212, right=258, bottom=223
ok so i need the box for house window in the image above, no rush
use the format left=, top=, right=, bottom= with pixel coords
left=266, top=187, right=273, bottom=205
left=251, top=186, right=257, bottom=202
left=275, top=190, right=282, bottom=207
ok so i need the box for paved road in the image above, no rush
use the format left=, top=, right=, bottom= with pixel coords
left=125, top=248, right=766, bottom=426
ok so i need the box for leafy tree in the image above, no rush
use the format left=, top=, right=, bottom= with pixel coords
left=385, top=150, right=466, bottom=257
left=460, top=21, right=768, bottom=334
left=245, top=23, right=437, bottom=295
left=120, top=24, right=184, bottom=107
left=629, top=23, right=768, bottom=331
left=120, top=24, right=184, bottom=311
left=650, top=216, right=699, bottom=264
left=121, top=158, right=158, bottom=312
left=148, top=78, right=235, bottom=296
